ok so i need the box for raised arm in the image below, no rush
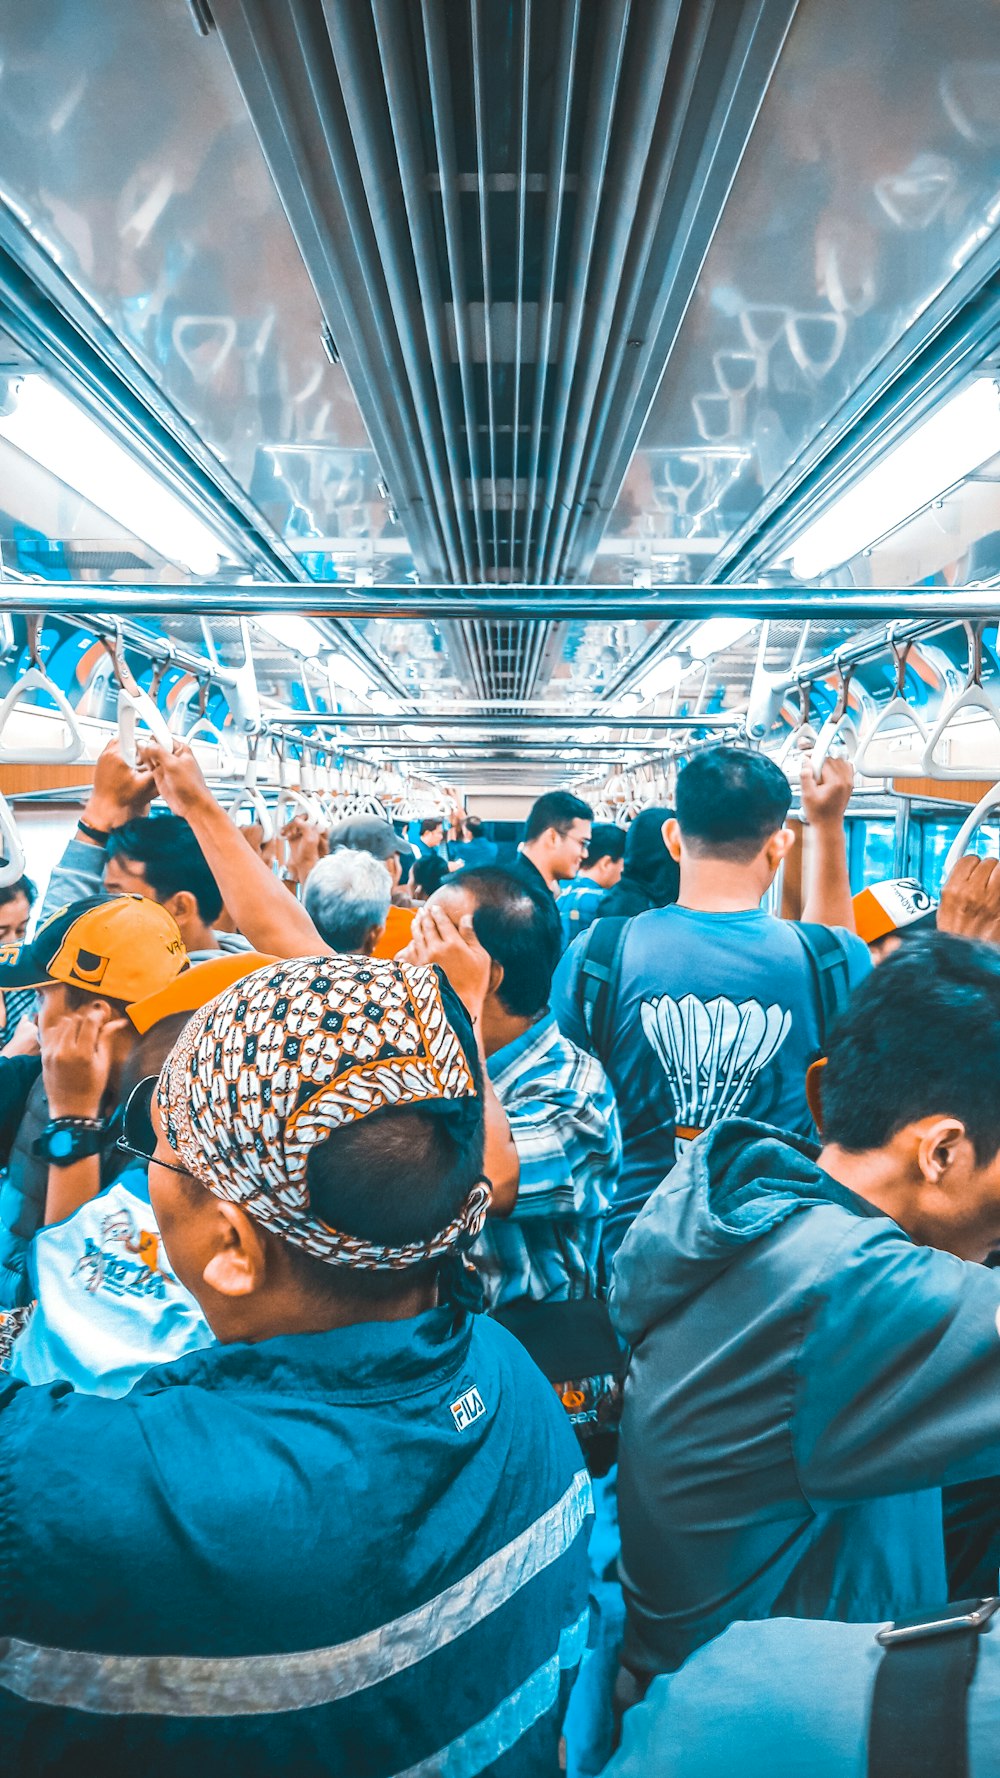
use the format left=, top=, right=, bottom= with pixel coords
left=41, top=1000, right=130, bottom=1225
left=139, top=741, right=331, bottom=960
left=400, top=903, right=519, bottom=1216
left=799, top=756, right=856, bottom=931
left=40, top=739, right=157, bottom=923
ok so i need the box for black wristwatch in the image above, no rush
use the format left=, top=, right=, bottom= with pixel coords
left=33, top=1118, right=108, bottom=1167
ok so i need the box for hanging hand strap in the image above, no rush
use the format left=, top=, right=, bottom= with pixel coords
left=0, top=616, right=85, bottom=765
left=0, top=790, right=26, bottom=888
left=101, top=627, right=174, bottom=767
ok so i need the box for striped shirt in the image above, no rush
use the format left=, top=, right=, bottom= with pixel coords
left=0, top=988, right=35, bottom=1046
left=473, top=1013, right=622, bottom=1308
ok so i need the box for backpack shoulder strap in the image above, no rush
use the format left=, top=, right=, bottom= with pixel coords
left=574, top=916, right=631, bottom=1058
left=868, top=1596, right=1000, bottom=1778
left=791, top=921, right=853, bottom=1047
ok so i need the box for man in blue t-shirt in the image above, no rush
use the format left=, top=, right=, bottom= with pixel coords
left=552, top=746, right=869, bottom=1258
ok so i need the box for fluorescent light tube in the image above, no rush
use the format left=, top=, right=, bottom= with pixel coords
left=636, top=655, right=684, bottom=703
left=326, top=652, right=372, bottom=700
left=0, top=375, right=227, bottom=576
left=791, top=377, right=1000, bottom=579
left=257, top=614, right=329, bottom=657
left=684, top=619, right=758, bottom=660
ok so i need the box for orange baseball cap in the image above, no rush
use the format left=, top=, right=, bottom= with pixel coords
left=0, top=896, right=187, bottom=1004
left=128, top=951, right=280, bottom=1034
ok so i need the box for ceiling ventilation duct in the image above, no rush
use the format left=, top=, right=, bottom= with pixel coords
left=212, top=0, right=796, bottom=696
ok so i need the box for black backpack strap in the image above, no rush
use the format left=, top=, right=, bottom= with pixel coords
left=868, top=1597, right=1000, bottom=1778
left=574, top=916, right=631, bottom=1059
left=791, top=920, right=853, bottom=1047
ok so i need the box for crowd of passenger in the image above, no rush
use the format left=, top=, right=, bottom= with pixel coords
left=0, top=733, right=999, bottom=1774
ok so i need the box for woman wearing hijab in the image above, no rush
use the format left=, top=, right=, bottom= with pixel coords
left=596, top=807, right=679, bottom=919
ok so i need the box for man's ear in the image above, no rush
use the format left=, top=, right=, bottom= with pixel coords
left=663, top=818, right=682, bottom=863
left=765, top=827, right=796, bottom=870
left=202, top=1201, right=268, bottom=1298
left=488, top=958, right=505, bottom=999
left=163, top=888, right=199, bottom=929
left=914, top=1116, right=970, bottom=1186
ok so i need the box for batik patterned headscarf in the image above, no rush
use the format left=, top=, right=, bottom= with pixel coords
left=157, top=955, right=490, bottom=1270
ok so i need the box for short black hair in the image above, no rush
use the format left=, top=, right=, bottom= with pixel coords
left=457, top=865, right=563, bottom=1018
left=420, top=816, right=444, bottom=836
left=585, top=823, right=626, bottom=867
left=822, top=934, right=1000, bottom=1163
left=106, top=814, right=224, bottom=925
left=464, top=815, right=484, bottom=839
left=524, top=791, right=593, bottom=844
left=0, top=875, right=36, bottom=909
left=675, top=747, right=791, bottom=862
left=411, top=853, right=450, bottom=897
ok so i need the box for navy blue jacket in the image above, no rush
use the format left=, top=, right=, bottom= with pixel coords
left=0, top=1305, right=592, bottom=1774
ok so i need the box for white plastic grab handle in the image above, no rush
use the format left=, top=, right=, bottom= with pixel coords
left=0, top=790, right=26, bottom=888
left=854, top=696, right=929, bottom=780
left=810, top=709, right=855, bottom=780
left=921, top=682, right=1000, bottom=781
left=280, top=787, right=324, bottom=827
left=944, top=780, right=1000, bottom=879
left=0, top=666, right=85, bottom=764
left=229, top=784, right=275, bottom=845
left=118, top=688, right=175, bottom=768
left=809, top=663, right=857, bottom=782
left=184, top=717, right=238, bottom=779
left=228, top=738, right=274, bottom=843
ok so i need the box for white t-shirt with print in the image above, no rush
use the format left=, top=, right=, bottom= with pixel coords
left=8, top=1166, right=212, bottom=1397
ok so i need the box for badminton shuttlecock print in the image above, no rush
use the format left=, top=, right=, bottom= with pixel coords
left=640, top=993, right=792, bottom=1145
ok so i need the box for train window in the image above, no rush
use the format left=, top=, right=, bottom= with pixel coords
left=919, top=818, right=1000, bottom=898
left=846, top=818, right=896, bottom=893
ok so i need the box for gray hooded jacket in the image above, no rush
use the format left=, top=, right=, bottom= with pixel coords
left=610, top=1119, right=1000, bottom=1677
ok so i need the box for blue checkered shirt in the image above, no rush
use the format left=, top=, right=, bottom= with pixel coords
left=472, top=1013, right=622, bottom=1308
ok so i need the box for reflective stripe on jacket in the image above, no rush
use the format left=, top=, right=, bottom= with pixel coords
left=0, top=1304, right=592, bottom=1775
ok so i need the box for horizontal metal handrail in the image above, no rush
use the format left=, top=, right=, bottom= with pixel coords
left=2, top=584, right=1000, bottom=622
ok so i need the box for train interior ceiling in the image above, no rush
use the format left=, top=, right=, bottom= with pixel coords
left=2, top=1, right=1000, bottom=899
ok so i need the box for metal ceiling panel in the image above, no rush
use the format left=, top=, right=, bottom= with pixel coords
left=598, top=0, right=1000, bottom=585
left=0, top=0, right=405, bottom=574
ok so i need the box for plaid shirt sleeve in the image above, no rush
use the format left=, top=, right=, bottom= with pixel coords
left=494, top=1027, right=622, bottom=1221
